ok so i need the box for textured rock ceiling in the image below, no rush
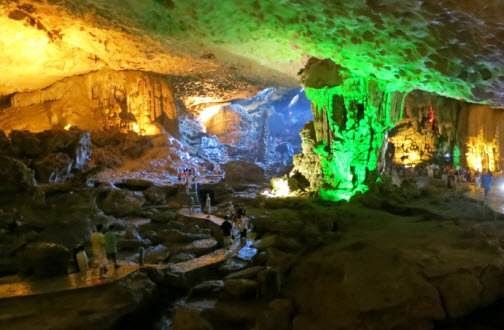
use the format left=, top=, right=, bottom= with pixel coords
left=1, top=0, right=504, bottom=106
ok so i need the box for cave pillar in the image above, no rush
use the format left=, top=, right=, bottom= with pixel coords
left=297, top=58, right=406, bottom=201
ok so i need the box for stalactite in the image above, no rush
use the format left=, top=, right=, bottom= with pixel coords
left=305, top=75, right=406, bottom=201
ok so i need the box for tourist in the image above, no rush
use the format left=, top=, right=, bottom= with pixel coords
left=189, top=195, right=195, bottom=214
left=483, top=171, right=493, bottom=198
left=90, top=224, right=108, bottom=279
left=228, top=202, right=235, bottom=220
left=238, top=216, right=248, bottom=244
left=206, top=193, right=212, bottom=219
left=104, top=224, right=119, bottom=269
left=220, top=218, right=233, bottom=249
left=475, top=171, right=481, bottom=190
left=73, top=244, right=88, bottom=279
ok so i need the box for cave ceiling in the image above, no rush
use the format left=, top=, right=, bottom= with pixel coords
left=1, top=0, right=504, bottom=107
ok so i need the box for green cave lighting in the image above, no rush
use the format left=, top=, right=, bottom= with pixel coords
left=305, top=75, right=406, bottom=202
left=453, top=145, right=461, bottom=169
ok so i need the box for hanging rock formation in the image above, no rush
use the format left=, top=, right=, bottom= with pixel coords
left=0, top=70, right=178, bottom=136
left=293, top=58, right=406, bottom=201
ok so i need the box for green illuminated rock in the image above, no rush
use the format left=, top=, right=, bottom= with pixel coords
left=301, top=59, right=407, bottom=201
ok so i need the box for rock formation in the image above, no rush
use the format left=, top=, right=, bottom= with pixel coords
left=0, top=70, right=178, bottom=136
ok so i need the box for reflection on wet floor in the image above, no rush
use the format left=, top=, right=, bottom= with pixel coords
left=0, top=263, right=139, bottom=299
left=464, top=184, right=504, bottom=215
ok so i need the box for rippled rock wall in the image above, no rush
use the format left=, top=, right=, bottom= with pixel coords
left=0, top=70, right=178, bottom=135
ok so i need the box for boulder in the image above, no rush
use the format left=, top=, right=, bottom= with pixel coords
left=179, top=239, right=218, bottom=256
left=9, top=130, right=43, bottom=158
left=141, top=266, right=165, bottom=284
left=100, top=189, right=146, bottom=216
left=32, top=152, right=73, bottom=183
left=256, top=299, right=294, bottom=330
left=158, top=229, right=208, bottom=244
left=0, top=156, right=36, bottom=192
left=21, top=242, right=70, bottom=277
left=0, top=130, right=12, bottom=155
left=143, top=244, right=170, bottom=264
left=117, top=238, right=151, bottom=250
left=173, top=308, right=213, bottom=330
left=265, top=248, right=297, bottom=272
left=253, top=235, right=278, bottom=250
left=218, top=258, right=248, bottom=274
left=191, top=280, right=224, bottom=298
left=223, top=279, right=258, bottom=298
left=125, top=228, right=142, bottom=240
left=150, top=210, right=176, bottom=223
left=225, top=266, right=265, bottom=280
left=144, top=186, right=166, bottom=205
left=222, top=161, right=266, bottom=186
left=257, top=268, right=282, bottom=300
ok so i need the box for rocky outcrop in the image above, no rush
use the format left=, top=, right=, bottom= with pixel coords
left=291, top=122, right=322, bottom=192
left=0, top=128, right=92, bottom=184
left=0, top=70, right=178, bottom=136
left=21, top=242, right=70, bottom=277
left=99, top=189, right=146, bottom=217
left=0, top=156, right=36, bottom=193
left=205, top=106, right=253, bottom=145
left=287, top=217, right=504, bottom=330
left=222, top=161, right=266, bottom=186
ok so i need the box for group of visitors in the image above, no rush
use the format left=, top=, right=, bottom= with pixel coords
left=219, top=202, right=251, bottom=249
left=178, top=168, right=196, bottom=183
left=73, top=224, right=119, bottom=280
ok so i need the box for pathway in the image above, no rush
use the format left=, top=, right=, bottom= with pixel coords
left=0, top=210, right=244, bottom=300
left=464, top=182, right=504, bottom=214
left=0, top=263, right=139, bottom=299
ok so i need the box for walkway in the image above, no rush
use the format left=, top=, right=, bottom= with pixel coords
left=0, top=210, right=244, bottom=300
left=464, top=182, right=504, bottom=215
left=177, top=208, right=226, bottom=226
left=0, top=263, right=139, bottom=299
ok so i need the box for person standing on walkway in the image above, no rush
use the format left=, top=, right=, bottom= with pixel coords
left=221, top=218, right=233, bottom=249
left=228, top=202, right=235, bottom=220
left=91, top=224, right=108, bottom=279
left=104, top=224, right=119, bottom=270
left=73, top=244, right=88, bottom=280
left=206, top=193, right=212, bottom=219
left=475, top=171, right=481, bottom=190
left=483, top=170, right=493, bottom=198
left=189, top=195, right=195, bottom=214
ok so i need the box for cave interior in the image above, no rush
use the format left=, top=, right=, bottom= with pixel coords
left=2, top=1, right=504, bottom=329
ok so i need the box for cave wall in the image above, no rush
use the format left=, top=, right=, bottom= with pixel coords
left=388, top=90, right=504, bottom=171
left=388, top=90, right=462, bottom=166
left=458, top=104, right=504, bottom=171
left=0, top=70, right=178, bottom=135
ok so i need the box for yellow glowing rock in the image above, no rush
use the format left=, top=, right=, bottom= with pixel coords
left=0, top=70, right=176, bottom=135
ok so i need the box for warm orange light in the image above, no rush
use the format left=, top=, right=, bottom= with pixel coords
left=198, top=105, right=222, bottom=124
left=466, top=130, right=499, bottom=172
